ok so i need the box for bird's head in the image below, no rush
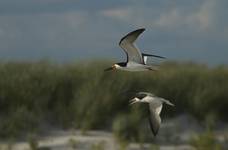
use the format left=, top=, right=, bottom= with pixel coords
left=129, top=97, right=141, bottom=105
left=104, top=64, right=120, bottom=71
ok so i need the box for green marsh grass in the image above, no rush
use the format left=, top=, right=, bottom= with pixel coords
left=0, top=61, right=227, bottom=139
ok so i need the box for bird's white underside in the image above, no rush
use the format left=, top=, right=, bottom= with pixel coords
left=116, top=61, right=155, bottom=71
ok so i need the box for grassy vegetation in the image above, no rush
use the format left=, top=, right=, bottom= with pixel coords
left=28, top=134, right=39, bottom=150
left=68, top=138, right=79, bottom=149
left=0, top=61, right=227, bottom=139
left=190, top=130, right=222, bottom=150
left=90, top=141, right=106, bottom=150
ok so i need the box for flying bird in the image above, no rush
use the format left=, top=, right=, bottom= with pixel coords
left=129, top=92, right=174, bottom=136
left=105, top=28, right=165, bottom=71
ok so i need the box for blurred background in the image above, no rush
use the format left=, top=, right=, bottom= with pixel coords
left=0, top=0, right=227, bottom=150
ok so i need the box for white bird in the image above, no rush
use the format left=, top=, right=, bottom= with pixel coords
left=104, top=28, right=165, bottom=71
left=129, top=92, right=174, bottom=136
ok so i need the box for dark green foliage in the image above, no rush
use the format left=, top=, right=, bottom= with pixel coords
left=0, top=61, right=227, bottom=138
left=112, top=109, right=144, bottom=142
left=0, top=107, right=38, bottom=137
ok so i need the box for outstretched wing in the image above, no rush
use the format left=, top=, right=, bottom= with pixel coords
left=148, top=103, right=162, bottom=136
left=119, top=28, right=145, bottom=64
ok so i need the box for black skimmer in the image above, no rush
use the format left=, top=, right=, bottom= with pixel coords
left=105, top=28, right=165, bottom=71
left=130, top=92, right=174, bottom=136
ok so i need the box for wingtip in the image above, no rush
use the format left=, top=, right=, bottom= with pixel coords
left=119, top=28, right=146, bottom=45
left=153, top=132, right=158, bottom=137
left=148, top=117, right=160, bottom=137
left=135, top=28, right=146, bottom=33
left=137, top=28, right=146, bottom=31
left=159, top=56, right=166, bottom=59
left=152, top=128, right=159, bottom=137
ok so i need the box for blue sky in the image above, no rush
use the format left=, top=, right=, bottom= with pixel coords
left=0, top=0, right=227, bottom=65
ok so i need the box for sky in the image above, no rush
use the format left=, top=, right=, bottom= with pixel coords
left=0, top=0, right=227, bottom=65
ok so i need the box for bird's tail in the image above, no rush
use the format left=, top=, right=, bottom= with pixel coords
left=142, top=53, right=166, bottom=59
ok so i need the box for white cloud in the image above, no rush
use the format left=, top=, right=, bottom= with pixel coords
left=101, top=7, right=132, bottom=21
left=154, top=0, right=216, bottom=31
left=100, top=0, right=217, bottom=32
left=155, top=9, right=182, bottom=29
left=99, top=6, right=156, bottom=27
left=188, top=0, right=215, bottom=30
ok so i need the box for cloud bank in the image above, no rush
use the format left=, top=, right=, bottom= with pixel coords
left=0, top=0, right=227, bottom=65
